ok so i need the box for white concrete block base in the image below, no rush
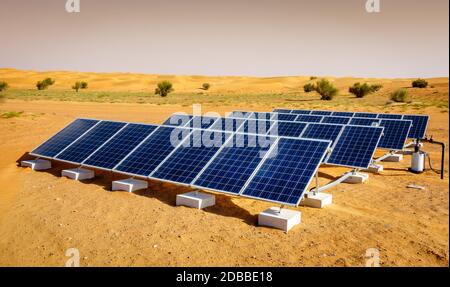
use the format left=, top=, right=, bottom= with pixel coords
left=258, top=207, right=301, bottom=232
left=301, top=192, right=333, bottom=208
left=112, top=178, right=148, bottom=192
left=343, top=172, right=369, bottom=184
left=176, top=191, right=215, bottom=209
left=365, top=163, right=384, bottom=174
left=381, top=154, right=403, bottom=162
left=21, top=159, right=52, bottom=171
left=61, top=168, right=95, bottom=181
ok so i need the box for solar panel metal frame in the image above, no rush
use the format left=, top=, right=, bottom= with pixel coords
left=208, top=117, right=247, bottom=132
left=227, top=110, right=254, bottom=119
left=184, top=115, right=220, bottom=129
left=270, top=113, right=298, bottom=121
left=299, top=122, right=345, bottom=147
left=402, top=114, right=429, bottom=139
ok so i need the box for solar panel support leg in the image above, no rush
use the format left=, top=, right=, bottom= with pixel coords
left=21, top=159, right=52, bottom=171
left=176, top=191, right=215, bottom=209
left=258, top=207, right=301, bottom=232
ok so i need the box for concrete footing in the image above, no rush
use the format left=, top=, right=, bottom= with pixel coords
left=343, top=172, right=369, bottom=184
left=112, top=178, right=148, bottom=192
left=61, top=168, right=95, bottom=181
left=258, top=207, right=301, bottom=232
left=381, top=154, right=403, bottom=162
left=21, top=159, right=52, bottom=170
left=301, top=192, right=332, bottom=208
left=176, top=191, right=215, bottom=209
left=365, top=163, right=384, bottom=173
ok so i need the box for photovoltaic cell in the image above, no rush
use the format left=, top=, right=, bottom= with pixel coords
left=30, top=119, right=99, bottom=158
left=228, top=111, right=253, bottom=119
left=290, top=110, right=312, bottom=115
left=241, top=138, right=331, bottom=206
left=192, top=134, right=276, bottom=194
left=273, top=109, right=292, bottom=114
left=268, top=121, right=307, bottom=137
left=209, top=117, right=246, bottom=132
left=272, top=113, right=298, bottom=121
left=353, top=112, right=378, bottom=118
left=350, top=118, right=380, bottom=126
left=377, top=114, right=402, bottom=119
left=55, top=121, right=126, bottom=164
left=186, top=116, right=219, bottom=129
left=295, top=115, right=323, bottom=123
left=252, top=112, right=273, bottom=120
left=114, top=126, right=191, bottom=177
left=403, top=115, right=429, bottom=139
left=310, top=111, right=333, bottom=116
left=163, top=114, right=193, bottom=127
left=326, top=125, right=383, bottom=169
left=237, top=119, right=274, bottom=134
left=378, top=120, right=412, bottom=150
left=301, top=123, right=343, bottom=144
left=83, top=124, right=158, bottom=169
left=321, top=116, right=351, bottom=125
left=331, top=111, right=354, bottom=117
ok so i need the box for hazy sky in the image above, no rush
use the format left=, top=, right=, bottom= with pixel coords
left=1, top=0, right=448, bottom=77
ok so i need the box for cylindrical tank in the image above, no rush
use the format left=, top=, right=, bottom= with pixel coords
left=411, top=152, right=425, bottom=173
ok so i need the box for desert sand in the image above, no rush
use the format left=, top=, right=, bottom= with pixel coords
left=0, top=69, right=448, bottom=266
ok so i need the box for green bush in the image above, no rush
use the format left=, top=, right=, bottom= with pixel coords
left=0, top=81, right=9, bottom=92
left=80, top=81, right=88, bottom=89
left=315, top=79, right=338, bottom=100
left=310, top=76, right=317, bottom=80
left=349, top=82, right=372, bottom=98
left=370, top=84, right=383, bottom=92
left=412, top=78, right=428, bottom=88
left=202, top=83, right=210, bottom=90
left=391, top=89, right=408, bottom=102
left=155, top=81, right=174, bottom=97
left=72, top=81, right=88, bottom=92
left=303, top=83, right=316, bottom=93
left=36, top=78, right=55, bottom=90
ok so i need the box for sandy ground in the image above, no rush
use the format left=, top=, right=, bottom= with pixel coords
left=0, top=99, right=448, bottom=267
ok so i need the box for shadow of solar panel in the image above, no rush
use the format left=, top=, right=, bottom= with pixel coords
left=209, top=117, right=246, bottom=132
left=241, top=138, right=331, bottom=206
left=291, top=110, right=312, bottom=115
left=83, top=124, right=158, bottom=170
left=186, top=116, right=219, bottom=129
left=378, top=120, right=412, bottom=150
left=326, top=125, right=383, bottom=169
left=331, top=111, right=354, bottom=117
left=321, top=116, right=351, bottom=125
left=113, top=126, right=191, bottom=177
left=295, top=115, right=323, bottom=123
left=268, top=121, right=307, bottom=137
left=30, top=118, right=99, bottom=158
left=237, top=119, right=274, bottom=134
left=301, top=123, right=343, bottom=144
left=55, top=121, right=126, bottom=164
left=192, top=134, right=276, bottom=194
left=150, top=130, right=232, bottom=185
left=311, top=111, right=333, bottom=116
left=350, top=118, right=380, bottom=126
left=271, top=113, right=298, bottom=121
left=163, top=114, right=193, bottom=127
left=353, top=112, right=378, bottom=118
left=377, top=114, right=402, bottom=119
left=403, top=115, right=429, bottom=139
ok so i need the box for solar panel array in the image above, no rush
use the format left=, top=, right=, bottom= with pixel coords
left=30, top=118, right=331, bottom=206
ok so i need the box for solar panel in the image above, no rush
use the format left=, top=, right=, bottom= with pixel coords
left=268, top=121, right=307, bottom=137
left=83, top=124, right=158, bottom=170
left=192, top=134, right=276, bottom=194
left=290, top=110, right=312, bottom=115
left=30, top=118, right=99, bottom=158
left=295, top=115, right=323, bottom=123
left=228, top=111, right=253, bottom=119
left=353, top=112, right=378, bottom=118
left=403, top=115, right=429, bottom=139
left=55, top=121, right=127, bottom=164
left=331, top=111, right=354, bottom=117
left=378, top=120, right=412, bottom=150
left=185, top=116, right=219, bottom=129
left=310, top=110, right=333, bottom=116
left=273, top=109, right=292, bottom=114
left=113, top=126, right=191, bottom=177
left=237, top=119, right=274, bottom=134
left=377, top=114, right=403, bottom=119
left=150, top=130, right=232, bottom=185
left=326, top=125, right=383, bottom=169
left=209, top=117, right=246, bottom=132
left=271, top=113, right=298, bottom=121
left=163, top=114, right=193, bottom=127
left=252, top=112, right=273, bottom=120
left=321, top=116, right=351, bottom=125
left=301, top=123, right=344, bottom=145
left=349, top=118, right=380, bottom=126
left=241, top=138, right=331, bottom=206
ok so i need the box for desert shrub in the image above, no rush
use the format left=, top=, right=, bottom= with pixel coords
left=310, top=76, right=317, bottom=80
left=155, top=81, right=174, bottom=97
left=412, top=78, right=428, bottom=88
left=80, top=81, right=88, bottom=89
left=349, top=82, right=372, bottom=98
left=303, top=83, right=316, bottom=93
left=36, top=78, right=55, bottom=90
left=0, top=81, right=9, bottom=92
left=202, top=83, right=210, bottom=90
left=391, top=89, right=408, bottom=102
left=315, top=79, right=338, bottom=100
left=370, top=84, right=383, bottom=92
left=72, top=81, right=88, bottom=92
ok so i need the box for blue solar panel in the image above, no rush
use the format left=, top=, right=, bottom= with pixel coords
left=353, top=112, right=378, bottom=118
left=192, top=134, right=276, bottom=194
left=291, top=110, right=312, bottom=115
left=163, top=114, right=193, bottom=127
left=331, top=111, right=354, bottom=117
left=273, top=109, right=292, bottom=114
left=377, top=114, right=403, bottom=119
left=31, top=119, right=99, bottom=158
left=321, top=116, right=351, bottom=125
left=378, top=120, right=412, bottom=150
left=350, top=118, right=380, bottom=126
left=268, top=121, right=307, bottom=137
left=252, top=112, right=273, bottom=120
left=403, top=115, right=429, bottom=139
left=114, top=126, right=191, bottom=177
left=151, top=130, right=232, bottom=184
left=55, top=121, right=126, bottom=164
left=83, top=124, right=158, bottom=169
left=241, top=138, right=331, bottom=206
left=209, top=117, right=246, bottom=132
left=272, top=113, right=298, bottom=121
left=311, top=111, right=333, bottom=116
left=186, top=116, right=219, bottom=129
left=228, top=111, right=253, bottom=119
left=295, top=115, right=323, bottom=123
left=237, top=119, right=274, bottom=134
left=326, top=125, right=383, bottom=169
left=301, top=123, right=344, bottom=144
